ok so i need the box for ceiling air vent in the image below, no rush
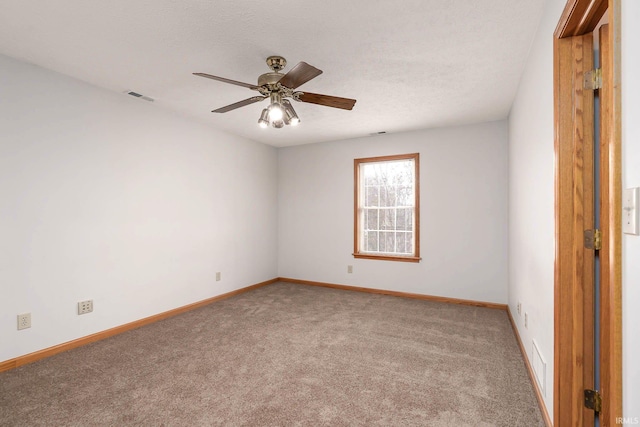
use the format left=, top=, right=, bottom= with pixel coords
left=124, top=90, right=154, bottom=102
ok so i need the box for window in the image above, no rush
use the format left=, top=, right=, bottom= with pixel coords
left=354, top=153, right=420, bottom=262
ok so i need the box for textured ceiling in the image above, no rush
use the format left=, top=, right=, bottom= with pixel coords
left=0, top=0, right=545, bottom=147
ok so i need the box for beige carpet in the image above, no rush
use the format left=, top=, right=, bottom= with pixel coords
left=0, top=282, right=543, bottom=426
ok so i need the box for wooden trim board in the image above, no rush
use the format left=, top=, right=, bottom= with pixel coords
left=554, top=0, right=623, bottom=425
left=507, top=308, right=553, bottom=427
left=598, top=10, right=623, bottom=423
left=0, top=278, right=278, bottom=373
left=278, top=277, right=507, bottom=310
left=553, top=30, right=596, bottom=427
left=555, top=0, right=608, bottom=38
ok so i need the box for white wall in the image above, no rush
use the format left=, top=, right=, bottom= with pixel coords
left=508, top=0, right=567, bottom=418
left=622, top=0, right=640, bottom=419
left=278, top=121, right=509, bottom=304
left=0, top=54, right=278, bottom=362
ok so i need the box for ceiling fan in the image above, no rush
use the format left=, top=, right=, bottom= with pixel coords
left=194, top=56, right=356, bottom=129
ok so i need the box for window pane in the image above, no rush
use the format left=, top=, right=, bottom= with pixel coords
left=379, top=231, right=395, bottom=252
left=396, top=208, right=406, bottom=231
left=365, top=231, right=378, bottom=252
left=398, top=208, right=414, bottom=231
left=396, top=185, right=413, bottom=207
left=365, top=185, right=379, bottom=207
left=365, top=209, right=379, bottom=231
left=396, top=231, right=407, bottom=253
left=363, top=166, right=379, bottom=185
left=385, top=231, right=396, bottom=253
left=402, top=161, right=415, bottom=184
left=380, top=186, right=396, bottom=207
left=380, top=208, right=395, bottom=230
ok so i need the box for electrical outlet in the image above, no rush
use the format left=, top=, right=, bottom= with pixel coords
left=216, top=272, right=221, bottom=281
left=347, top=265, right=353, bottom=274
left=525, top=312, right=529, bottom=329
left=517, top=302, right=522, bottom=315
left=623, top=187, right=639, bottom=235
left=78, top=300, right=93, bottom=315
left=17, top=313, right=31, bottom=330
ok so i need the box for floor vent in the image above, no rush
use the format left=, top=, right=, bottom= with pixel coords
left=532, top=339, right=546, bottom=396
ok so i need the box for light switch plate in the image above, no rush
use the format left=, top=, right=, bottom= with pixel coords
left=623, top=187, right=639, bottom=235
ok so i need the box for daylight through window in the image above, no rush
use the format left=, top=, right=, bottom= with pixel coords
left=354, top=153, right=420, bottom=262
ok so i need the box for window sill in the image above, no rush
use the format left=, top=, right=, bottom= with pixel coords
left=353, top=253, right=421, bottom=263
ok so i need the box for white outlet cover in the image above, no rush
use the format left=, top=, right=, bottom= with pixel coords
left=78, top=300, right=93, bottom=314
left=17, top=313, right=31, bottom=330
left=623, top=187, right=639, bottom=235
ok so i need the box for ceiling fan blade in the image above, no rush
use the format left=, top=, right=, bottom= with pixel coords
left=212, top=96, right=266, bottom=113
left=277, top=62, right=323, bottom=89
left=193, top=73, right=258, bottom=90
left=297, top=92, right=357, bottom=110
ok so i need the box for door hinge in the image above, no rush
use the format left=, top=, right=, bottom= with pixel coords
left=584, top=389, right=602, bottom=412
left=584, top=229, right=602, bottom=250
left=584, top=68, right=602, bottom=90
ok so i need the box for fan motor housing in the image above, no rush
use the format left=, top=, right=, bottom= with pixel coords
left=258, top=72, right=283, bottom=87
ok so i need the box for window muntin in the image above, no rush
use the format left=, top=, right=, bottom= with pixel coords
left=354, top=153, right=420, bottom=262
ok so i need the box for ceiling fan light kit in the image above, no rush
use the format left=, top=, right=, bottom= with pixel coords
left=258, top=108, right=270, bottom=128
left=283, top=100, right=300, bottom=126
left=194, top=56, right=356, bottom=129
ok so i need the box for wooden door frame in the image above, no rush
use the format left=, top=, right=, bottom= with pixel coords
left=554, top=0, right=622, bottom=426
left=554, top=29, right=596, bottom=427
